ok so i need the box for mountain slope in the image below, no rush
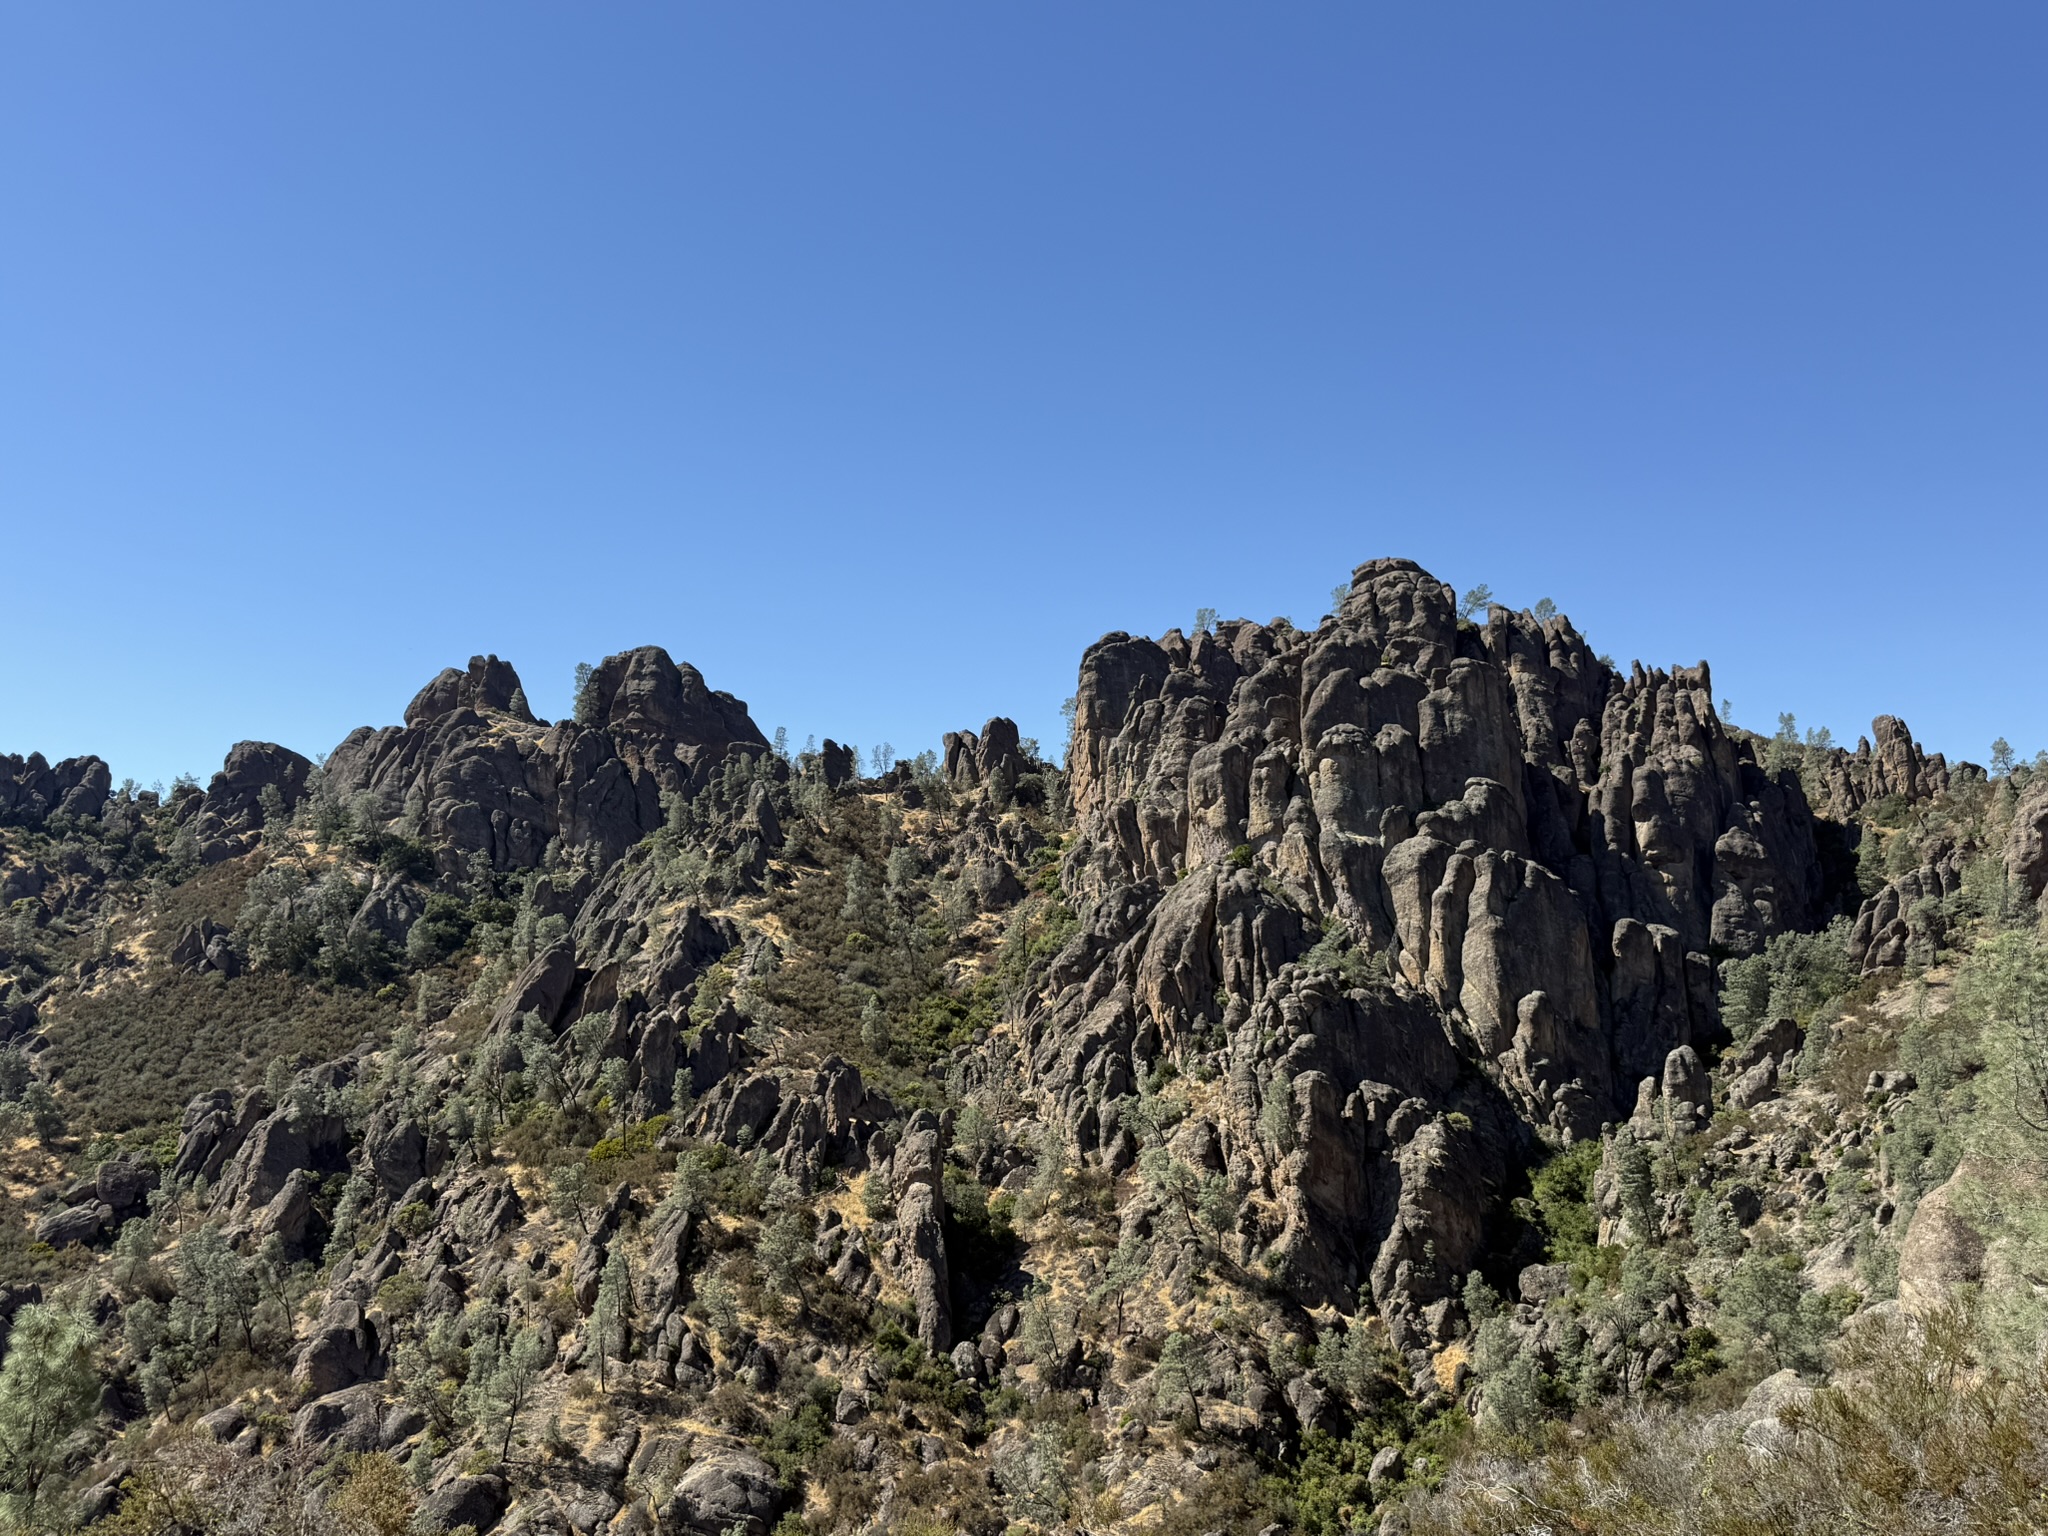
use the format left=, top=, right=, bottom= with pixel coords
left=0, top=555, right=2038, bottom=1536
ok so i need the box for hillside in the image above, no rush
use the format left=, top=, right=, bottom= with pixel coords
left=0, top=556, right=2043, bottom=1535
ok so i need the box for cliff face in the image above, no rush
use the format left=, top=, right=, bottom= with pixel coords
left=1016, top=557, right=1846, bottom=1347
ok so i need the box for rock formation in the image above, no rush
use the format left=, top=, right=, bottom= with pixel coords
left=1028, top=558, right=1839, bottom=1342
left=324, top=648, right=772, bottom=874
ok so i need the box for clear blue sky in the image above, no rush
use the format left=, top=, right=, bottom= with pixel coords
left=4, top=4, right=2044, bottom=787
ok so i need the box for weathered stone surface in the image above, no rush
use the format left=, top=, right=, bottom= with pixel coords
left=0, top=752, right=111, bottom=828
left=1848, top=841, right=1968, bottom=973
left=1034, top=557, right=1842, bottom=1332
left=363, top=1103, right=444, bottom=1198
left=34, top=1203, right=104, bottom=1247
left=892, top=1111, right=952, bottom=1352
left=1727, top=1058, right=1779, bottom=1109
left=1898, top=1168, right=1987, bottom=1315
left=324, top=646, right=771, bottom=876
left=662, top=1449, right=785, bottom=1536
left=291, top=1382, right=385, bottom=1454
left=2006, top=779, right=2048, bottom=903
left=943, top=717, right=1023, bottom=797
left=209, top=1064, right=355, bottom=1223
left=170, top=1088, right=270, bottom=1185
left=1811, top=715, right=1951, bottom=821
left=407, top=654, right=535, bottom=727
left=93, top=1159, right=156, bottom=1213
left=417, top=1473, right=510, bottom=1533
left=488, top=941, right=579, bottom=1036
left=192, top=740, right=313, bottom=863
left=292, top=1299, right=379, bottom=1396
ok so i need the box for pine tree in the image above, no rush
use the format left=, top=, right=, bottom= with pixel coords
left=589, top=1247, right=631, bottom=1388
left=1153, top=1331, right=1209, bottom=1430
left=758, top=1206, right=813, bottom=1317
left=0, top=1304, right=100, bottom=1522
left=470, top=1325, right=549, bottom=1465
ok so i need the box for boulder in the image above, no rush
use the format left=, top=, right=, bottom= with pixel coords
left=1727, top=1058, right=1779, bottom=1109
left=292, top=1301, right=378, bottom=1396
left=291, top=1383, right=385, bottom=1454
left=662, top=1449, right=784, bottom=1536
left=93, top=1159, right=156, bottom=1214
left=1898, top=1170, right=1986, bottom=1315
left=417, top=1473, right=510, bottom=1533
left=34, top=1204, right=104, bottom=1247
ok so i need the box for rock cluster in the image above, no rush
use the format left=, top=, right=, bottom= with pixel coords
left=179, top=740, right=314, bottom=863
left=324, top=648, right=771, bottom=875
left=1847, top=840, right=1969, bottom=973
left=1811, top=716, right=1951, bottom=820
left=1036, top=558, right=1835, bottom=1340
left=0, top=752, right=110, bottom=827
left=943, top=718, right=1023, bottom=798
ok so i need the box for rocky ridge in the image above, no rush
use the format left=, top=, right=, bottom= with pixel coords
left=0, top=555, right=2010, bottom=1536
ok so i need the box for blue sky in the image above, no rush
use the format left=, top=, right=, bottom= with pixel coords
left=4, top=4, right=2044, bottom=787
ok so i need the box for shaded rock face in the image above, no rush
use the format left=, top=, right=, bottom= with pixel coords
left=943, top=717, right=1023, bottom=797
left=188, top=740, right=313, bottom=863
left=1035, top=557, right=1838, bottom=1332
left=2006, top=779, right=2048, bottom=903
left=1812, top=715, right=1951, bottom=820
left=663, top=1449, right=784, bottom=1536
left=405, top=654, right=534, bottom=727
left=1848, top=841, right=1969, bottom=973
left=0, top=752, right=111, bottom=828
left=324, top=646, right=772, bottom=875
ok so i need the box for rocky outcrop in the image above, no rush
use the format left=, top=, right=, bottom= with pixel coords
left=169, top=919, right=240, bottom=977
left=1723, top=1016, right=1802, bottom=1108
left=943, top=718, right=1023, bottom=798
left=187, top=741, right=313, bottom=863
left=173, top=1064, right=358, bottom=1255
left=2005, top=779, right=2048, bottom=903
left=1847, top=841, right=1969, bottom=972
left=406, top=654, right=535, bottom=727
left=416, top=1472, right=510, bottom=1533
left=1032, top=558, right=1836, bottom=1334
left=170, top=1088, right=272, bottom=1186
left=323, top=647, right=772, bottom=876
left=662, top=1448, right=785, bottom=1536
left=0, top=752, right=110, bottom=828
left=1898, top=1167, right=1987, bottom=1315
left=891, top=1110, right=952, bottom=1353
left=291, top=1299, right=383, bottom=1396
left=1812, top=716, right=1951, bottom=820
